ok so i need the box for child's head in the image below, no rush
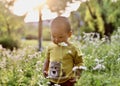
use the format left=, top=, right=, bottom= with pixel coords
left=50, top=16, right=72, bottom=45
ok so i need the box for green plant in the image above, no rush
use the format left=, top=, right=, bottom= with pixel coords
left=0, top=36, right=20, bottom=50
left=0, top=30, right=120, bottom=86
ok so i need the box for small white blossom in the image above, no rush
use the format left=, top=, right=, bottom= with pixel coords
left=95, top=58, right=104, bottom=63
left=68, top=50, right=72, bottom=54
left=117, top=58, right=120, bottom=61
left=72, top=66, right=79, bottom=71
left=0, top=58, right=6, bottom=69
left=54, top=84, right=61, bottom=86
left=0, top=45, right=3, bottom=50
left=47, top=82, right=51, bottom=85
left=36, top=61, right=41, bottom=65
left=81, top=0, right=89, bottom=2
left=79, top=66, right=87, bottom=70
left=46, top=76, right=52, bottom=79
left=93, top=64, right=105, bottom=70
left=18, top=69, right=23, bottom=73
left=111, top=0, right=117, bottom=2
left=58, top=42, right=68, bottom=47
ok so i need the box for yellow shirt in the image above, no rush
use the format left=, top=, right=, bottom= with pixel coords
left=45, top=42, right=83, bottom=83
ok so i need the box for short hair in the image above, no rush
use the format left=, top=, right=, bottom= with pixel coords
left=51, top=16, right=71, bottom=32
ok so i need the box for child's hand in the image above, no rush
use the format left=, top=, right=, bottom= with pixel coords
left=75, top=69, right=82, bottom=79
left=43, top=71, right=48, bottom=78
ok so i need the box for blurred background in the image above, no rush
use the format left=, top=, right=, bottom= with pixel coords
left=0, top=0, right=120, bottom=51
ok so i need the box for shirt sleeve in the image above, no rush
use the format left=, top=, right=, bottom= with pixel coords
left=73, top=46, right=83, bottom=67
left=45, top=46, right=50, bottom=60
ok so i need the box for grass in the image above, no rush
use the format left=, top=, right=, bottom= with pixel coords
left=21, top=39, right=50, bottom=49
left=0, top=30, right=120, bottom=86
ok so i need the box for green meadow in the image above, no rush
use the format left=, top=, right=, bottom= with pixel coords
left=0, top=30, right=120, bottom=86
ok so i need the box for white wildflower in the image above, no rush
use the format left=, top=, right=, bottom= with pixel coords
left=81, top=0, right=89, bottom=2
left=68, top=50, right=72, bottom=54
left=54, top=84, right=61, bottom=86
left=35, top=61, right=41, bottom=71
left=93, top=64, right=105, bottom=70
left=117, top=58, right=120, bottom=61
left=0, top=58, right=6, bottom=69
left=18, top=69, right=23, bottom=73
left=111, top=0, right=117, bottom=2
left=46, top=76, right=50, bottom=79
left=58, top=42, right=68, bottom=47
left=95, top=58, right=104, bottom=63
left=72, top=66, right=79, bottom=71
left=0, top=45, right=3, bottom=50
left=28, top=54, right=36, bottom=59
left=79, top=66, right=87, bottom=70
left=47, top=82, right=51, bottom=85
left=36, top=61, right=41, bottom=65
left=94, top=58, right=99, bottom=62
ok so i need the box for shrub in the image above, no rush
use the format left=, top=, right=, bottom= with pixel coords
left=0, top=36, right=20, bottom=50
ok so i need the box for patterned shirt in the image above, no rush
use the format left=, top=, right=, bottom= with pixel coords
left=45, top=42, right=83, bottom=83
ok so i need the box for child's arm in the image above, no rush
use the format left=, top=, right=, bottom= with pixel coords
left=75, top=69, right=83, bottom=79
left=43, top=58, right=49, bottom=78
left=69, top=53, right=83, bottom=83
left=43, top=46, right=50, bottom=78
left=73, top=47, right=83, bottom=79
left=70, top=69, right=82, bottom=83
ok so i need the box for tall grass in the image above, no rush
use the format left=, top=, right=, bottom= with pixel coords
left=0, top=46, right=48, bottom=86
left=75, top=30, right=120, bottom=86
left=0, top=29, right=120, bottom=86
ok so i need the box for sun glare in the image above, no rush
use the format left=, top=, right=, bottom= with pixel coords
left=12, top=0, right=46, bottom=16
left=24, top=10, right=39, bottom=22
left=12, top=0, right=80, bottom=22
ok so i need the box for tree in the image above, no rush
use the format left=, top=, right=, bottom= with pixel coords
left=37, top=0, right=75, bottom=51
left=0, top=0, right=24, bottom=36
left=70, top=11, right=82, bottom=36
left=46, top=0, right=72, bottom=16
left=1, top=0, right=79, bottom=50
left=76, top=0, right=120, bottom=39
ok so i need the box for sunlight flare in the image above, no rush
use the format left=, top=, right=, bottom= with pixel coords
left=12, top=0, right=80, bottom=22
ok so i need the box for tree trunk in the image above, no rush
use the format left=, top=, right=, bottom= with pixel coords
left=6, top=22, right=11, bottom=35
left=38, top=9, right=43, bottom=51
left=101, top=14, right=114, bottom=40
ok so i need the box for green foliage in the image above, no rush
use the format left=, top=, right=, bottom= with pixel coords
left=0, top=46, right=48, bottom=86
left=0, top=30, right=120, bottom=86
left=43, top=27, right=51, bottom=41
left=71, top=0, right=120, bottom=37
left=23, top=23, right=38, bottom=40
left=75, top=30, right=120, bottom=86
left=0, top=1, right=24, bottom=36
left=23, top=24, right=51, bottom=41
left=0, top=36, right=20, bottom=50
left=46, top=0, right=72, bottom=15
